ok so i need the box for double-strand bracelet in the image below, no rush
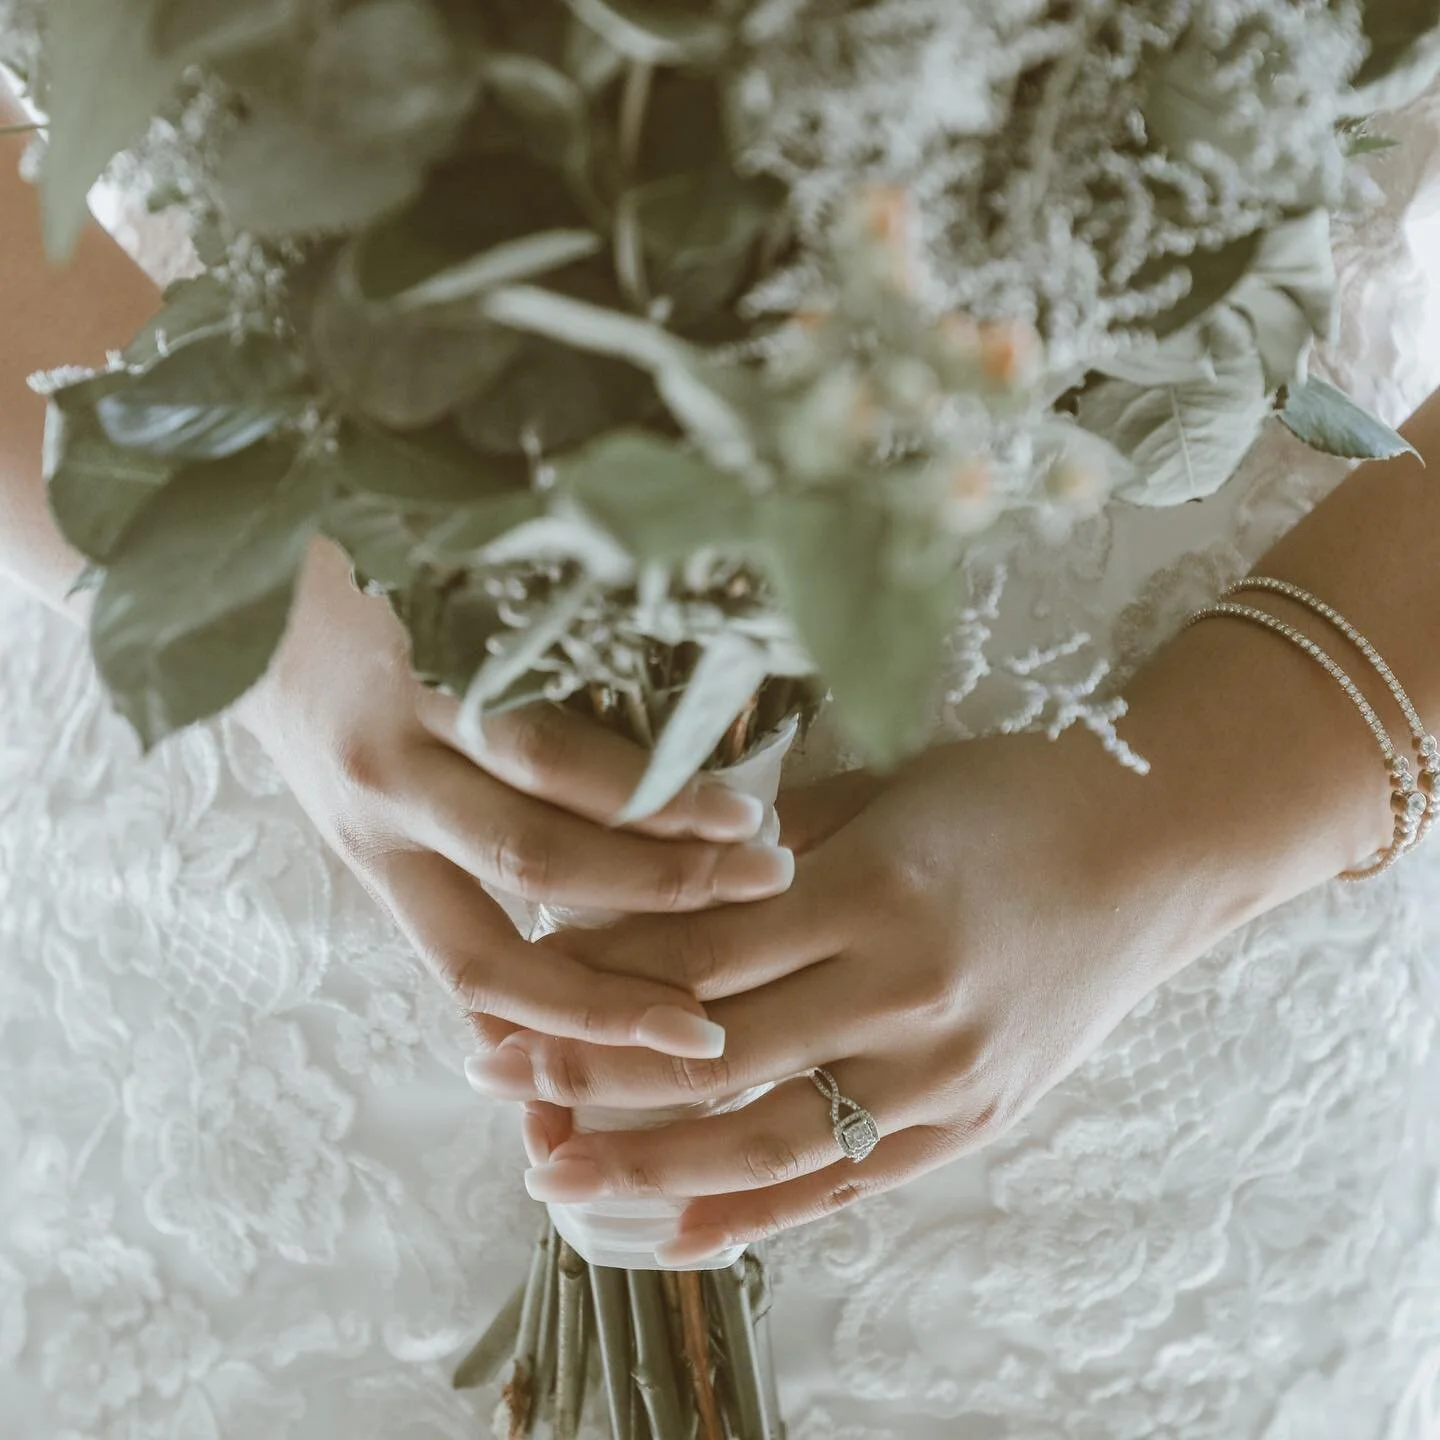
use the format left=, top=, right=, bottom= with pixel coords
left=1228, top=576, right=1438, bottom=848
left=1184, top=600, right=1426, bottom=882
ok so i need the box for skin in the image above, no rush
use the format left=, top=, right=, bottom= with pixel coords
left=6, top=85, right=1440, bottom=1264
left=0, top=90, right=794, bottom=1063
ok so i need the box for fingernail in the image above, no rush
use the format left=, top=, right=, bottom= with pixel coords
left=690, top=781, right=766, bottom=841
left=464, top=1048, right=535, bottom=1099
left=716, top=844, right=795, bottom=901
left=654, top=1226, right=733, bottom=1268
left=636, top=1005, right=727, bottom=1060
left=521, top=1109, right=553, bottom=1166
left=524, top=1158, right=608, bottom=1203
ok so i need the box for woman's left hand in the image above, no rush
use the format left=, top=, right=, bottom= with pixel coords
left=465, top=723, right=1252, bottom=1265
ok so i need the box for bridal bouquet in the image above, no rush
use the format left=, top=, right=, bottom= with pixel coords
left=5, top=0, right=1437, bottom=1435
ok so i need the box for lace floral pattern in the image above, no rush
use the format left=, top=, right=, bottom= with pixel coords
left=3, top=84, right=1440, bottom=1440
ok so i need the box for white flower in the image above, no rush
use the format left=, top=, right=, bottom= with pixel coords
left=123, top=1019, right=356, bottom=1291
left=42, top=1314, right=143, bottom=1424
left=137, top=1294, right=223, bottom=1401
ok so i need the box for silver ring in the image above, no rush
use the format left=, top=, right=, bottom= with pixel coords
left=811, top=1068, right=880, bottom=1163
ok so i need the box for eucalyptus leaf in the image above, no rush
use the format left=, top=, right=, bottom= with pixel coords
left=484, top=284, right=691, bottom=371
left=1079, top=316, right=1271, bottom=507
left=632, top=168, right=784, bottom=322
left=1088, top=330, right=1217, bottom=387
left=322, top=493, right=437, bottom=588
left=333, top=423, right=521, bottom=504
left=1279, top=376, right=1421, bottom=461
left=303, top=0, right=479, bottom=144
left=760, top=496, right=958, bottom=766
left=1347, top=132, right=1401, bottom=157
left=459, top=583, right=594, bottom=734
left=457, top=336, right=654, bottom=457
left=40, top=0, right=185, bottom=261
left=89, top=442, right=325, bottom=747
left=554, top=429, right=754, bottom=561
left=415, top=493, right=547, bottom=567
left=479, top=53, right=590, bottom=171
left=123, top=275, right=242, bottom=369
left=214, top=112, right=424, bottom=238
left=1227, top=211, right=1336, bottom=390
left=562, top=0, right=729, bottom=66
left=651, top=360, right=759, bottom=471
left=392, top=230, right=602, bottom=310
left=44, top=389, right=175, bottom=563
left=1134, top=231, right=1265, bottom=340
left=95, top=333, right=309, bottom=459
left=311, top=252, right=521, bottom=428
left=618, top=633, right=770, bottom=824
left=151, top=0, right=299, bottom=60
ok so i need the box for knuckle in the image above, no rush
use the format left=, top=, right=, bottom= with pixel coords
left=674, top=919, right=725, bottom=995
left=543, top=1045, right=598, bottom=1107
left=489, top=828, right=553, bottom=900
left=900, top=966, right=961, bottom=1024
left=666, top=1051, right=733, bottom=1101
left=501, top=705, right=570, bottom=789
left=612, top=1158, right=663, bottom=1197
left=652, top=848, right=715, bottom=914
left=867, top=847, right=931, bottom=907
left=440, top=953, right=496, bottom=1017
left=824, top=1178, right=869, bottom=1214
left=741, top=1132, right=806, bottom=1187
left=333, top=734, right=390, bottom=799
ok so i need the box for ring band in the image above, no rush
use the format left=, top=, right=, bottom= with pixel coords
left=811, top=1068, right=880, bottom=1163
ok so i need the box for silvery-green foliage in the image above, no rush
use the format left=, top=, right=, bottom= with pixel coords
left=4, top=0, right=1436, bottom=787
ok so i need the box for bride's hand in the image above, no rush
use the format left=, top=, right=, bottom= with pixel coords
left=468, top=606, right=1395, bottom=1259
left=473, top=730, right=1215, bottom=1261
left=238, top=538, right=795, bottom=1059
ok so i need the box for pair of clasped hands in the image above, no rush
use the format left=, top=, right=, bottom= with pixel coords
left=246, top=541, right=1226, bottom=1265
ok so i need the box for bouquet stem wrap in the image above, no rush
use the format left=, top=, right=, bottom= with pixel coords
left=529, top=718, right=799, bottom=1272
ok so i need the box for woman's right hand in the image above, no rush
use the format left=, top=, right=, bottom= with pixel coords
left=237, top=538, right=795, bottom=1061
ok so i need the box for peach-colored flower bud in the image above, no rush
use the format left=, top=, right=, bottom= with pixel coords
left=977, top=320, right=1039, bottom=388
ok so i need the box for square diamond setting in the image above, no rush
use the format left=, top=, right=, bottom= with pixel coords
left=837, top=1110, right=880, bottom=1161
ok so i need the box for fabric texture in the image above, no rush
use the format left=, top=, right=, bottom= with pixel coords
left=4, top=84, right=1440, bottom=1440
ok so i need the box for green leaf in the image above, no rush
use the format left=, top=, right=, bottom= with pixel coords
left=1228, top=211, right=1336, bottom=391
left=562, top=0, right=729, bottom=66
left=94, top=333, right=309, bottom=459
left=40, top=0, right=185, bottom=261
left=415, top=493, right=546, bottom=567
left=1279, top=377, right=1422, bottom=462
left=456, top=336, right=654, bottom=457
left=89, top=441, right=325, bottom=747
left=631, top=168, right=784, bottom=323
left=44, top=386, right=175, bottom=564
left=554, top=429, right=753, bottom=561
left=122, top=275, right=242, bottom=368
left=760, top=496, right=957, bottom=766
left=214, top=112, right=424, bottom=238
left=392, top=230, right=602, bottom=310
left=151, top=0, right=299, bottom=60
left=311, top=251, right=520, bottom=428
left=484, top=284, right=691, bottom=370
left=479, top=53, right=590, bottom=171
left=1346, top=132, right=1400, bottom=157
left=332, top=423, right=521, bottom=504
left=303, top=0, right=479, bottom=145
left=459, top=582, right=594, bottom=726
left=618, top=633, right=770, bottom=824
left=1079, top=316, right=1271, bottom=507
left=1134, top=231, right=1265, bottom=340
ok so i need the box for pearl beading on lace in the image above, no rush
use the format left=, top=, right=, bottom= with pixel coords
left=1229, top=576, right=1438, bottom=848
left=1186, top=601, right=1422, bottom=881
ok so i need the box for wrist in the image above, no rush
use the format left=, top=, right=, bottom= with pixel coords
left=1113, top=611, right=1395, bottom=945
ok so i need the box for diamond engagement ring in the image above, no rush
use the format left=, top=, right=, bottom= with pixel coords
left=810, top=1068, right=880, bottom=1163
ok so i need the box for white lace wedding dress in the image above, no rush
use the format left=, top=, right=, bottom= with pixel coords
left=6, top=82, right=1440, bottom=1440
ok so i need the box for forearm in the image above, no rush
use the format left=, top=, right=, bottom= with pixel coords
left=1119, top=388, right=1440, bottom=948
left=0, top=85, right=159, bottom=611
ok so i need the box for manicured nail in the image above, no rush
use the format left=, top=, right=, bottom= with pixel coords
left=690, top=781, right=766, bottom=841
left=654, top=1226, right=733, bottom=1268
left=635, top=1005, right=727, bottom=1060
left=715, top=844, right=795, bottom=901
left=524, top=1158, right=608, bottom=1203
left=464, top=1048, right=535, bottom=1099
left=521, top=1109, right=553, bottom=1166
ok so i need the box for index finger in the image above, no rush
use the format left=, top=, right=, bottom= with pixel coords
left=418, top=695, right=768, bottom=843
left=553, top=849, right=846, bottom=1001
left=374, top=848, right=730, bottom=1058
